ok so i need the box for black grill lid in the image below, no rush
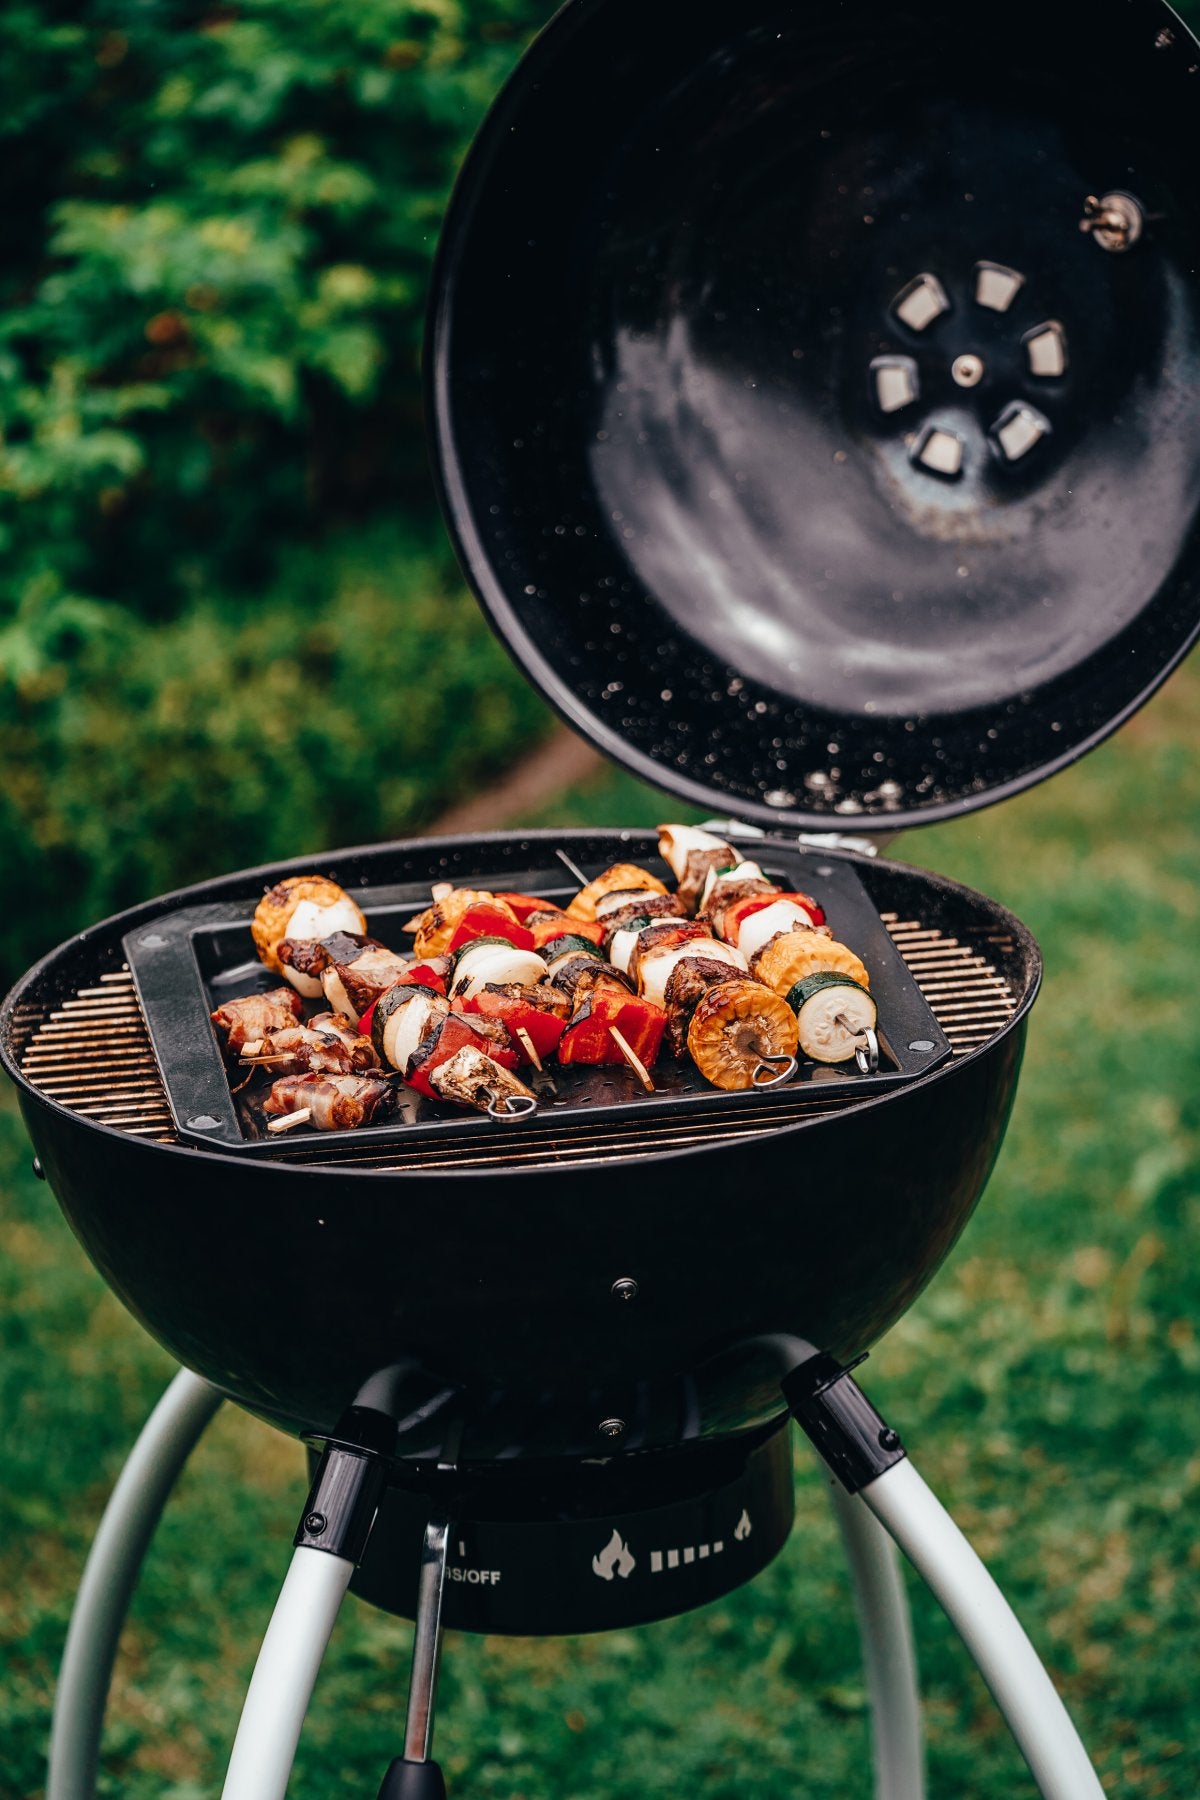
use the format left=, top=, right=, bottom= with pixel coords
left=428, top=0, right=1200, bottom=832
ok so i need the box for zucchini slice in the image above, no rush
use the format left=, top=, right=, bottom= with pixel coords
left=787, top=973, right=878, bottom=1064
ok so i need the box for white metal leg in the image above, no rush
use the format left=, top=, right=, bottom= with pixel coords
left=221, top=1546, right=355, bottom=1800
left=828, top=1477, right=925, bottom=1800
left=48, top=1367, right=224, bottom=1800
left=863, top=1459, right=1104, bottom=1800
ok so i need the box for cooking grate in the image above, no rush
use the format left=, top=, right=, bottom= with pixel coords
left=15, top=915, right=1016, bottom=1169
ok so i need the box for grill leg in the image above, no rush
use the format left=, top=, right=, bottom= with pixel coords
left=786, top=1352, right=1104, bottom=1800
left=48, top=1367, right=224, bottom=1800
left=221, top=1438, right=388, bottom=1800
left=827, top=1477, right=925, bottom=1800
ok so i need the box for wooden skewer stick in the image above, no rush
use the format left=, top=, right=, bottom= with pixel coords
left=515, top=1026, right=544, bottom=1072
left=267, top=1107, right=312, bottom=1134
left=242, top=1039, right=265, bottom=1058
left=609, top=1026, right=655, bottom=1093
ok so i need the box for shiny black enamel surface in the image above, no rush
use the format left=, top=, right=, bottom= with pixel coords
left=1, top=832, right=1037, bottom=1465
left=430, top=0, right=1200, bottom=830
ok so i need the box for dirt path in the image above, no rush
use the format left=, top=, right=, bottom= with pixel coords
left=430, top=723, right=605, bottom=834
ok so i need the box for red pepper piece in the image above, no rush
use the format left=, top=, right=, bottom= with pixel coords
left=447, top=903, right=534, bottom=953
left=724, top=890, right=824, bottom=939
left=461, top=991, right=566, bottom=1061
left=557, top=984, right=666, bottom=1068
left=530, top=913, right=606, bottom=950
left=493, top=891, right=554, bottom=923
left=407, top=1011, right=519, bottom=1098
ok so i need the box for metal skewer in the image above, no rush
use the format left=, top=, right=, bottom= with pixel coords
left=555, top=847, right=590, bottom=887
left=751, top=1049, right=798, bottom=1088
left=486, top=1090, right=538, bottom=1122
left=833, top=1014, right=880, bottom=1075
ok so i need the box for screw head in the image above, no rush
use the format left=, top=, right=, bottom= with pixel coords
left=31, top=1156, right=45, bottom=1181
left=598, top=1418, right=626, bottom=1440
left=303, top=1511, right=328, bottom=1536
left=878, top=1428, right=902, bottom=1453
left=951, top=352, right=985, bottom=388
left=611, top=1278, right=639, bottom=1302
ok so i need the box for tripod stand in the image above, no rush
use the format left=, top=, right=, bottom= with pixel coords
left=48, top=1353, right=1102, bottom=1800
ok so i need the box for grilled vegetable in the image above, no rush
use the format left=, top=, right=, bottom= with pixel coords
left=428, top=1046, right=536, bottom=1115
left=446, top=902, right=535, bottom=953
left=449, top=939, right=546, bottom=999
left=754, top=930, right=870, bottom=996
left=565, top=862, right=667, bottom=921
left=461, top=984, right=570, bottom=1061
left=404, top=887, right=515, bottom=957
left=685, top=979, right=798, bottom=1091
left=735, top=899, right=825, bottom=964
left=698, top=859, right=768, bottom=913
left=787, top=973, right=878, bottom=1064
left=252, top=875, right=367, bottom=982
left=371, top=983, right=448, bottom=1074
left=527, top=909, right=607, bottom=950
left=557, top=980, right=666, bottom=1068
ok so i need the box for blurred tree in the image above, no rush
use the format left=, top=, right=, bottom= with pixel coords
left=0, top=0, right=551, bottom=654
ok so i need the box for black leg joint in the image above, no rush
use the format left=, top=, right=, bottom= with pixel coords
left=377, top=1756, right=448, bottom=1800
left=782, top=1351, right=906, bottom=1494
left=294, top=1442, right=388, bottom=1562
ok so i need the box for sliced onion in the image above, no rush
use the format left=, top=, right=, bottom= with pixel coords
left=450, top=944, right=546, bottom=999
left=384, top=990, right=444, bottom=1074
left=321, top=967, right=356, bottom=1019
left=285, top=897, right=364, bottom=943
left=639, top=938, right=747, bottom=1008
left=281, top=965, right=324, bottom=1000
left=737, top=901, right=819, bottom=963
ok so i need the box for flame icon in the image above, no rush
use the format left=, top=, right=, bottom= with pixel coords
left=592, top=1527, right=636, bottom=1580
left=734, top=1509, right=752, bottom=1542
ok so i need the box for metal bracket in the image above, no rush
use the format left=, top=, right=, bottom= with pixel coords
left=782, top=1350, right=907, bottom=1493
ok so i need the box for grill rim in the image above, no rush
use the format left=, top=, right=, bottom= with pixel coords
left=2, top=827, right=1041, bottom=1182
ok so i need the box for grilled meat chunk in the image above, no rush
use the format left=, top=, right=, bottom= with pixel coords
left=211, top=987, right=303, bottom=1054
left=262, top=1071, right=393, bottom=1131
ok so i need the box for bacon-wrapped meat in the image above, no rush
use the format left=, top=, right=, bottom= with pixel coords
left=320, top=942, right=412, bottom=1023
left=239, top=1010, right=381, bottom=1077
left=211, top=987, right=303, bottom=1054
left=263, top=1071, right=394, bottom=1132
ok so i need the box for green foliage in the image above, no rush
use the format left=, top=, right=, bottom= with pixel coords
left=0, top=523, right=550, bottom=983
left=0, top=0, right=552, bottom=637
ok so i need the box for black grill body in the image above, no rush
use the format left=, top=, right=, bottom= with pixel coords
left=1, top=830, right=1036, bottom=1473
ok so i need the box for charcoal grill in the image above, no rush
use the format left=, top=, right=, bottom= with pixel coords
left=6, top=0, right=1200, bottom=1794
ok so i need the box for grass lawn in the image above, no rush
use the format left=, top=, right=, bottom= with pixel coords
left=2, top=658, right=1198, bottom=1798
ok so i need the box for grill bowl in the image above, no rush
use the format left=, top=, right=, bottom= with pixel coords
left=1, top=829, right=1038, bottom=1466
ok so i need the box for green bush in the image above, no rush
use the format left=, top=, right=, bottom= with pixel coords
left=0, top=2, right=565, bottom=980
left=0, top=523, right=551, bottom=984
left=0, top=0, right=551, bottom=627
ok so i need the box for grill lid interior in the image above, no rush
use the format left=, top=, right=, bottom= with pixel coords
left=430, top=0, right=1200, bottom=833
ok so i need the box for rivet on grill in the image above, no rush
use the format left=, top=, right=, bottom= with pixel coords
left=31, top=1156, right=46, bottom=1181
left=598, top=1417, right=626, bottom=1439
left=611, top=1278, right=639, bottom=1302
left=878, top=1428, right=902, bottom=1452
left=909, top=1039, right=936, bottom=1052
left=303, top=1511, right=328, bottom=1536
